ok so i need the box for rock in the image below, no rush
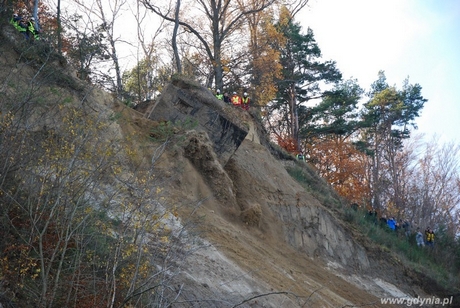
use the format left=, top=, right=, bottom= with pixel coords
left=148, top=77, right=248, bottom=166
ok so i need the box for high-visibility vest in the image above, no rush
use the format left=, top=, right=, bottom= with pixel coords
left=231, top=95, right=241, bottom=105
left=427, top=232, right=434, bottom=242
left=10, top=17, right=26, bottom=32
left=242, top=97, right=250, bottom=105
left=216, top=94, right=223, bottom=100
left=28, top=21, right=40, bottom=40
left=10, top=17, right=19, bottom=29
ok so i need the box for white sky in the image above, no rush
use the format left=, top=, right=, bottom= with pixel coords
left=299, top=0, right=460, bottom=144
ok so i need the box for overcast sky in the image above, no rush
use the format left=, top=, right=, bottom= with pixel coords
left=299, top=0, right=460, bottom=144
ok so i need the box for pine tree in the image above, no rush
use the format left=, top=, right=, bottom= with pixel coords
left=269, top=7, right=341, bottom=151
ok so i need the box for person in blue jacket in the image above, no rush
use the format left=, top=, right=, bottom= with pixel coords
left=387, top=217, right=396, bottom=231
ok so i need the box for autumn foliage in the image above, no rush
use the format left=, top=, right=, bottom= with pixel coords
left=276, top=135, right=298, bottom=154
left=0, top=41, right=190, bottom=306
left=305, top=137, right=370, bottom=205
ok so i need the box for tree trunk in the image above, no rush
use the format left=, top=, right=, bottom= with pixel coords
left=172, top=0, right=182, bottom=74
left=33, top=0, right=39, bottom=30
left=214, top=46, right=223, bottom=90
left=57, top=0, right=62, bottom=54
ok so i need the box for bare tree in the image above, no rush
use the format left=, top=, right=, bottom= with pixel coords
left=0, top=38, right=195, bottom=307
left=375, top=134, right=460, bottom=237
left=141, top=0, right=277, bottom=89
left=123, top=0, right=166, bottom=102
left=68, top=0, right=129, bottom=96
left=284, top=0, right=309, bottom=19
left=405, top=137, right=460, bottom=233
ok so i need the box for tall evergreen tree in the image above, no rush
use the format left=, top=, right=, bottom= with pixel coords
left=360, top=71, right=427, bottom=211
left=303, top=78, right=363, bottom=140
left=269, top=7, right=341, bottom=151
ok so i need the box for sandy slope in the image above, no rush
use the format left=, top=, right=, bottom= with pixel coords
left=147, top=125, right=403, bottom=307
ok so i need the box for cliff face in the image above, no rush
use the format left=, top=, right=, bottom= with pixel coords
left=147, top=77, right=371, bottom=271
left=224, top=140, right=371, bottom=270
left=140, top=79, right=429, bottom=307
left=148, top=79, right=248, bottom=167
left=0, top=22, right=437, bottom=308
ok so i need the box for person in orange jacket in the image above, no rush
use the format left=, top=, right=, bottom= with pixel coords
left=230, top=92, right=242, bottom=107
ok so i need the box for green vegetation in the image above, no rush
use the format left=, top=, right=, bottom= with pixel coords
left=288, top=162, right=459, bottom=295
left=343, top=208, right=459, bottom=290
left=286, top=164, right=341, bottom=208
